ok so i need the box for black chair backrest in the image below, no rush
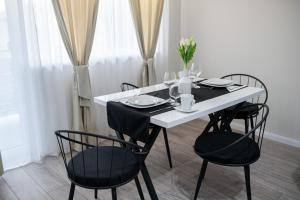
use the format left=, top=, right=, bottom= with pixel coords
left=121, top=82, right=139, bottom=92
left=55, top=130, right=146, bottom=187
left=237, top=103, right=269, bottom=149
left=201, top=103, right=269, bottom=156
left=221, top=74, right=268, bottom=104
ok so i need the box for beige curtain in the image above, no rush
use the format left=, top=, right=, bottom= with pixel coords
left=0, top=151, right=3, bottom=176
left=129, top=0, right=164, bottom=86
left=52, top=0, right=99, bottom=133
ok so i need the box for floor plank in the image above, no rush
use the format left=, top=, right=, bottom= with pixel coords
left=3, top=168, right=53, bottom=200
left=0, top=177, right=18, bottom=200
left=48, top=185, right=87, bottom=200
left=23, top=162, right=68, bottom=192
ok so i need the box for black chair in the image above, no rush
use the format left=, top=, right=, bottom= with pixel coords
left=193, top=103, right=269, bottom=200
left=120, top=82, right=173, bottom=168
left=121, top=82, right=140, bottom=92
left=55, top=130, right=153, bottom=200
left=221, top=74, right=268, bottom=134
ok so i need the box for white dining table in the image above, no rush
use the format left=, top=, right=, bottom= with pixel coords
left=94, top=83, right=265, bottom=128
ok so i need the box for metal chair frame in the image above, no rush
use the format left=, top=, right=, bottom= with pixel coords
left=221, top=73, right=268, bottom=104
left=221, top=74, right=268, bottom=134
left=121, top=82, right=140, bottom=92
left=193, top=103, right=269, bottom=200
left=55, top=130, right=156, bottom=200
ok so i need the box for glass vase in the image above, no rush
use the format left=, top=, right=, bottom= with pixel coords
left=178, top=66, right=192, bottom=94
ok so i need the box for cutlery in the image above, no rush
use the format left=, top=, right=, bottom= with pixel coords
left=149, top=106, right=174, bottom=114
left=198, top=85, right=214, bottom=90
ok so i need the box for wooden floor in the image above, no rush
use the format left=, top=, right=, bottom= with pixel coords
left=1, top=119, right=300, bottom=200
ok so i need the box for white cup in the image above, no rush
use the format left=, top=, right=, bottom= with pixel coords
left=180, top=94, right=195, bottom=110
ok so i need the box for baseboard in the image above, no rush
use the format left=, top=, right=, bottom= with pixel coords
left=199, top=117, right=300, bottom=149
left=1, top=145, right=31, bottom=171
left=263, top=131, right=300, bottom=148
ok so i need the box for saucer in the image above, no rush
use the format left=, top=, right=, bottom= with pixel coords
left=174, top=106, right=197, bottom=113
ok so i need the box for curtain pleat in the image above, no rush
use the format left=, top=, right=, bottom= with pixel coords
left=52, top=0, right=99, bottom=134
left=0, top=151, right=3, bottom=176
left=129, top=0, right=164, bottom=86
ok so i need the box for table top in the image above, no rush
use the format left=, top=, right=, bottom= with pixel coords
left=94, top=83, right=265, bottom=128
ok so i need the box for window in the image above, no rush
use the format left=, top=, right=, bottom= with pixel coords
left=0, top=0, right=25, bottom=170
left=26, top=0, right=140, bottom=66
left=0, top=0, right=18, bottom=118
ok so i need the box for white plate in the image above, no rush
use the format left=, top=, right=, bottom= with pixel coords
left=174, top=106, right=198, bottom=113
left=120, top=97, right=169, bottom=109
left=203, top=83, right=234, bottom=88
left=193, top=77, right=206, bottom=83
left=127, top=95, right=161, bottom=106
left=201, top=78, right=233, bottom=87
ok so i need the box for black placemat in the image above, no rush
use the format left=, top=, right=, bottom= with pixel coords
left=192, top=87, right=229, bottom=103
left=107, top=101, right=151, bottom=141
left=107, top=86, right=232, bottom=118
left=147, top=86, right=229, bottom=104
left=109, top=101, right=174, bottom=117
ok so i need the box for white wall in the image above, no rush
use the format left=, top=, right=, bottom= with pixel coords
left=181, top=0, right=300, bottom=141
left=168, top=0, right=182, bottom=72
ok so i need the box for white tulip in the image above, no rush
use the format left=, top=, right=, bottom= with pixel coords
left=184, top=39, right=189, bottom=45
left=192, top=40, right=196, bottom=46
left=180, top=38, right=185, bottom=46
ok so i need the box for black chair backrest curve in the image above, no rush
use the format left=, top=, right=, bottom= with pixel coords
left=55, top=130, right=147, bottom=188
left=198, top=103, right=269, bottom=157
left=221, top=74, right=268, bottom=104
left=121, top=82, right=139, bottom=92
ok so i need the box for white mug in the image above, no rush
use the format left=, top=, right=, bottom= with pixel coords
left=180, top=94, right=195, bottom=110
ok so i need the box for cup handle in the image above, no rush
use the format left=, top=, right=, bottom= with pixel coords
left=191, top=99, right=195, bottom=106
left=169, top=84, right=178, bottom=99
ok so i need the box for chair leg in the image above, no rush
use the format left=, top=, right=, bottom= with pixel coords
left=94, top=189, right=98, bottom=199
left=115, top=131, right=126, bottom=147
left=135, top=177, right=145, bottom=200
left=140, top=163, right=159, bottom=200
left=209, top=114, right=220, bottom=133
left=250, top=118, right=255, bottom=140
left=244, top=165, right=252, bottom=200
left=162, top=128, right=173, bottom=168
left=112, top=188, right=117, bottom=200
left=68, top=183, right=75, bottom=200
left=194, top=160, right=208, bottom=200
left=244, top=118, right=249, bottom=133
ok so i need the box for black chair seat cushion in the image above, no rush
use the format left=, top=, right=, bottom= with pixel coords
left=225, top=102, right=259, bottom=119
left=194, top=132, right=260, bottom=165
left=67, top=146, right=140, bottom=188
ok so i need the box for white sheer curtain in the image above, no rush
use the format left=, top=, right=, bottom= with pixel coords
left=0, top=0, right=73, bottom=169
left=0, top=0, right=168, bottom=170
